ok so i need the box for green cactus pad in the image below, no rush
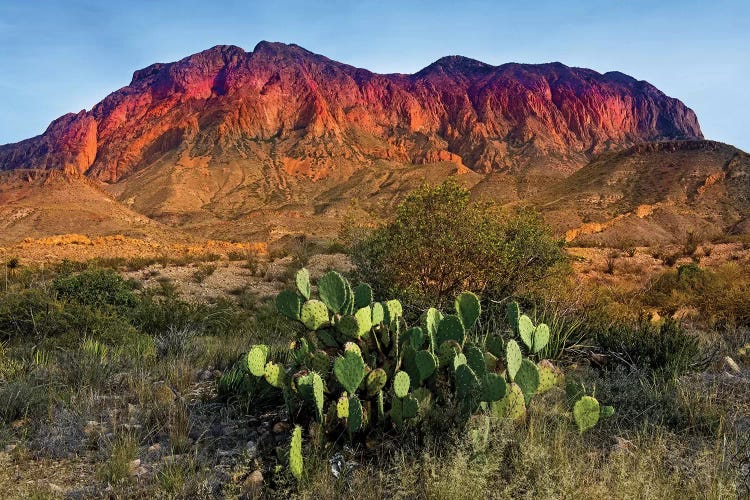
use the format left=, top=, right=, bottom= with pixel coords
left=402, top=395, right=419, bottom=419
left=505, top=301, right=521, bottom=332
left=403, top=327, right=425, bottom=350
left=247, top=345, right=269, bottom=377
left=533, top=323, right=550, bottom=354
left=565, top=379, right=586, bottom=406
left=383, top=300, right=403, bottom=324
left=264, top=361, right=285, bottom=388
left=415, top=350, right=438, bottom=382
left=537, top=359, right=559, bottom=394
left=412, top=386, right=433, bottom=413
left=492, top=382, right=526, bottom=421
left=515, top=359, right=540, bottom=404
left=437, top=315, right=465, bottom=347
left=377, top=390, right=385, bottom=421
left=348, top=395, right=363, bottom=433
left=393, top=370, right=410, bottom=398
left=455, top=291, right=481, bottom=329
left=289, top=425, right=303, bottom=481
left=518, top=314, right=535, bottom=350
left=342, top=279, right=355, bottom=315
left=337, top=315, right=360, bottom=338
left=296, top=268, right=311, bottom=300
left=573, top=396, right=600, bottom=433
left=390, top=397, right=403, bottom=427
left=464, top=345, right=486, bottom=377
left=353, top=283, right=373, bottom=309
left=485, top=334, right=504, bottom=359
left=336, top=392, right=349, bottom=418
left=371, top=302, right=385, bottom=325
left=297, top=372, right=325, bottom=420
left=601, top=405, right=615, bottom=418
left=301, top=300, right=329, bottom=330
left=437, top=341, right=460, bottom=367
left=366, top=368, right=388, bottom=396
left=355, top=306, right=372, bottom=336
left=343, top=342, right=361, bottom=354
left=423, top=307, right=442, bottom=342
left=276, top=290, right=302, bottom=321
left=306, top=350, right=331, bottom=374
left=506, top=339, right=522, bottom=381
left=333, top=350, right=366, bottom=394
left=480, top=373, right=507, bottom=402
left=453, top=352, right=468, bottom=370
left=455, top=364, right=480, bottom=401
left=318, top=271, right=348, bottom=314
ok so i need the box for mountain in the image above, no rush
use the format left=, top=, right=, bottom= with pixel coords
left=0, top=42, right=714, bottom=244
left=535, top=140, right=750, bottom=245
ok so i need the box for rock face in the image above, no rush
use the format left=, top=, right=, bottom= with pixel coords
left=0, top=42, right=702, bottom=182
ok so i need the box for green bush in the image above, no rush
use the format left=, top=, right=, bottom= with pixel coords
left=53, top=268, right=137, bottom=311
left=347, top=180, right=566, bottom=310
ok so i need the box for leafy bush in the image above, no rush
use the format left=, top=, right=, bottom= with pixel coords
left=53, top=268, right=137, bottom=311
left=221, top=269, right=613, bottom=482
left=347, top=180, right=566, bottom=309
left=593, top=316, right=701, bottom=376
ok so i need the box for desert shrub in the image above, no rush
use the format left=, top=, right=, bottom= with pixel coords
left=592, top=316, right=701, bottom=376
left=0, top=288, right=72, bottom=340
left=347, top=180, right=566, bottom=310
left=53, top=268, right=137, bottom=311
left=192, top=264, right=217, bottom=283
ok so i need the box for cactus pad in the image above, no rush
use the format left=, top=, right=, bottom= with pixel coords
left=264, top=361, right=284, bottom=388
left=485, top=334, right=504, bottom=359
left=301, top=300, right=329, bottom=330
left=537, top=359, right=559, bottom=394
left=436, top=314, right=466, bottom=346
left=276, top=290, right=302, bottom=321
left=383, top=300, right=403, bottom=324
left=402, top=395, right=418, bottom=419
left=318, top=271, right=348, bottom=314
left=289, top=425, right=303, bottom=481
left=455, top=364, right=480, bottom=401
left=348, top=395, right=363, bottom=433
left=492, top=382, right=526, bottom=421
left=297, top=372, right=325, bottom=420
left=354, top=306, right=372, bottom=337
left=415, top=350, right=438, bottom=382
left=306, top=350, right=331, bottom=375
left=336, top=392, right=349, bottom=418
left=480, top=373, right=507, bottom=402
left=506, top=339, right=522, bottom=381
left=573, top=396, right=600, bottom=433
left=533, top=323, right=550, bottom=354
left=518, top=314, right=535, bottom=350
left=366, top=368, right=388, bottom=396
left=403, top=327, right=425, bottom=350
left=506, top=301, right=521, bottom=331
left=371, top=302, right=385, bottom=325
left=453, top=352, right=468, bottom=370
left=333, top=350, right=366, bottom=394
left=464, top=345, right=486, bottom=377
left=515, top=358, right=540, bottom=404
left=455, top=291, right=481, bottom=329
left=393, top=370, right=410, bottom=398
left=601, top=405, right=615, bottom=418
left=296, top=268, right=311, bottom=300
left=484, top=351, right=499, bottom=372
left=423, top=307, right=442, bottom=342
left=353, top=283, right=373, bottom=309
left=247, top=345, right=269, bottom=377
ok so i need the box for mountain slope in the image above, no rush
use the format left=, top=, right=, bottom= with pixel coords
left=0, top=42, right=701, bottom=182
left=535, top=141, right=750, bottom=245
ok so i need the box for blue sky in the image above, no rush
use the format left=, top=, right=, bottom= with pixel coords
left=0, top=0, right=747, bottom=150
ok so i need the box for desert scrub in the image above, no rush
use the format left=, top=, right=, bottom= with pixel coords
left=191, top=263, right=217, bottom=283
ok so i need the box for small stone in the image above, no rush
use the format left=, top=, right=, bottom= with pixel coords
left=162, top=454, right=183, bottom=465
left=151, top=382, right=176, bottom=405
left=242, top=470, right=264, bottom=494
left=199, top=370, right=213, bottom=382
left=147, top=443, right=161, bottom=457
left=128, top=458, right=141, bottom=472
left=4, top=444, right=17, bottom=453
left=272, top=422, right=290, bottom=434
left=724, top=356, right=742, bottom=375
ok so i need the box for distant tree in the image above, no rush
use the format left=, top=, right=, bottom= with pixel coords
left=347, top=179, right=566, bottom=309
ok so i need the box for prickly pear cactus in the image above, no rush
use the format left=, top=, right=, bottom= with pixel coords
left=506, top=339, right=522, bottom=381
left=353, top=283, right=373, bottom=309
left=436, top=314, right=465, bottom=346
left=336, top=392, right=350, bottom=418
left=348, top=394, right=363, bottom=433
left=414, top=350, right=438, bottom=382
left=300, top=300, right=329, bottom=330
left=515, top=359, right=540, bottom=404
left=480, top=373, right=506, bottom=402
left=297, top=372, right=325, bottom=421
left=537, top=359, right=559, bottom=394
left=289, top=425, right=303, bottom=481
left=296, top=268, right=311, bottom=300
left=518, top=315, right=535, bottom=350
left=492, top=382, right=526, bottom=421
left=455, top=291, right=481, bottom=329
left=393, top=371, right=411, bottom=398
left=333, top=350, right=366, bottom=394
left=532, top=323, right=550, bottom=354
left=366, top=368, right=388, bottom=396
left=318, top=271, right=348, bottom=314
left=573, top=396, right=600, bottom=433
left=247, top=345, right=269, bottom=377
left=264, top=361, right=285, bottom=388
left=276, top=290, right=302, bottom=321
left=506, top=301, right=521, bottom=332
